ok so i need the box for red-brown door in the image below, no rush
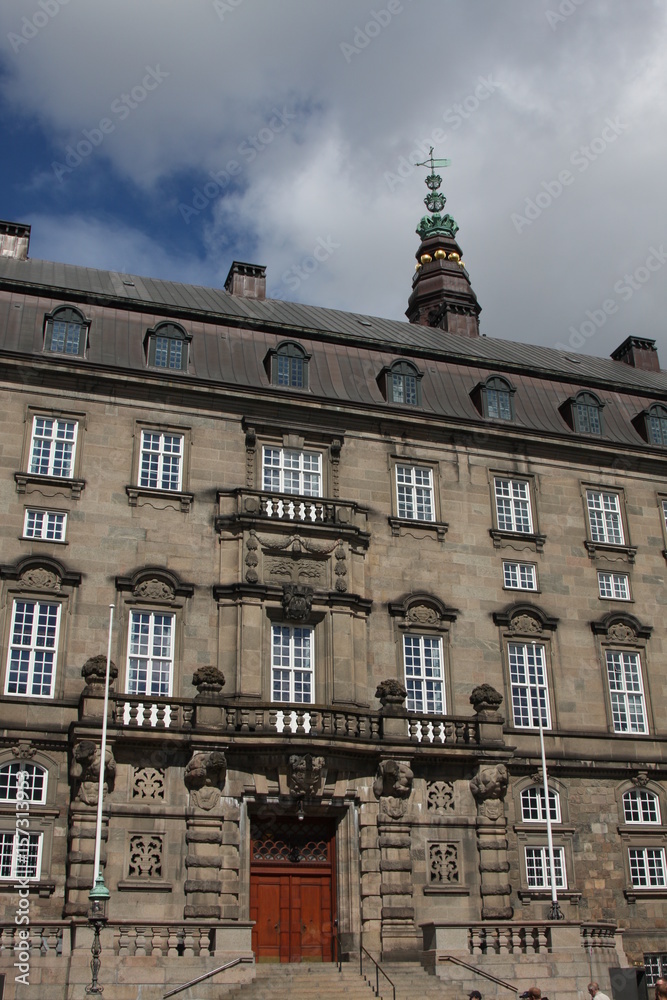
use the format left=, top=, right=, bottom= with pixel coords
left=250, top=818, right=336, bottom=963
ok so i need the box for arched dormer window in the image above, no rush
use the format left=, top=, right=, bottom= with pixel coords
left=267, top=341, right=310, bottom=389
left=482, top=376, right=514, bottom=420
left=622, top=788, right=661, bottom=824
left=0, top=761, right=47, bottom=803
left=520, top=784, right=561, bottom=822
left=145, top=322, right=190, bottom=372
left=645, top=404, right=667, bottom=446
left=44, top=306, right=87, bottom=357
left=570, top=391, right=604, bottom=435
left=379, top=360, right=422, bottom=406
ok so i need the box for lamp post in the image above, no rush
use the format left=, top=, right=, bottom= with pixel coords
left=86, top=604, right=115, bottom=995
left=537, top=696, right=564, bottom=921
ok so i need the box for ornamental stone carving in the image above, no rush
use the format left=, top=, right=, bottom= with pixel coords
left=429, top=842, right=460, bottom=883
left=134, top=577, right=175, bottom=601
left=509, top=613, right=541, bottom=634
left=282, top=584, right=313, bottom=621
left=406, top=604, right=439, bottom=626
left=288, top=754, right=326, bottom=796
left=132, top=766, right=165, bottom=800
left=128, top=834, right=163, bottom=879
left=81, top=654, right=118, bottom=690
left=607, top=622, right=637, bottom=643
left=631, top=770, right=650, bottom=787
left=11, top=741, right=36, bottom=759
left=375, top=679, right=407, bottom=708
left=470, top=763, right=508, bottom=820
left=374, top=759, right=414, bottom=817
left=184, top=751, right=227, bottom=810
left=470, top=684, right=503, bottom=713
left=20, top=566, right=60, bottom=591
left=71, top=741, right=116, bottom=805
left=427, top=780, right=455, bottom=813
left=192, top=666, right=225, bottom=696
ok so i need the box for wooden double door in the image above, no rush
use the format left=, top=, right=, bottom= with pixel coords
left=249, top=817, right=336, bottom=963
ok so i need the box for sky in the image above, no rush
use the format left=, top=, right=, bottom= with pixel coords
left=1, top=0, right=666, bottom=361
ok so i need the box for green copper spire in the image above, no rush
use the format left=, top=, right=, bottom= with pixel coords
left=416, top=148, right=459, bottom=240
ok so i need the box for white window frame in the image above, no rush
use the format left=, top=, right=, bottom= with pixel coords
left=396, top=464, right=435, bottom=521
left=403, top=634, right=445, bottom=714
left=0, top=762, right=47, bottom=804
left=494, top=477, right=533, bottom=533
left=520, top=786, right=561, bottom=823
left=0, top=831, right=42, bottom=881
left=586, top=490, right=624, bottom=544
left=126, top=610, right=175, bottom=697
left=23, top=508, right=67, bottom=542
left=605, top=650, right=647, bottom=733
left=503, top=561, right=537, bottom=591
left=597, top=571, right=630, bottom=600
left=629, top=847, right=667, bottom=888
left=28, top=416, right=77, bottom=479
left=139, top=431, right=184, bottom=491
left=262, top=447, right=322, bottom=497
left=4, top=600, right=61, bottom=698
left=525, top=845, right=567, bottom=889
left=271, top=624, right=314, bottom=704
left=508, top=641, right=551, bottom=729
left=622, top=789, right=661, bottom=824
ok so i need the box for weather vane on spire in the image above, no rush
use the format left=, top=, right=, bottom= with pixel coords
left=414, top=147, right=459, bottom=241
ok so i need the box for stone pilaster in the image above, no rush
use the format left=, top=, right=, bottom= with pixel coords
left=65, top=804, right=108, bottom=916
left=470, top=762, right=512, bottom=920
left=373, top=759, right=418, bottom=959
left=358, top=785, right=381, bottom=954
left=183, top=749, right=227, bottom=918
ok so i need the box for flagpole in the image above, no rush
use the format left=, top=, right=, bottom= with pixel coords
left=92, top=604, right=114, bottom=887
left=537, top=695, right=563, bottom=920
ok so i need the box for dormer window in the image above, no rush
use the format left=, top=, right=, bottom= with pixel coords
left=571, top=392, right=604, bottom=435
left=646, top=404, right=667, bottom=446
left=44, top=307, right=87, bottom=357
left=264, top=341, right=310, bottom=389
left=379, top=360, right=422, bottom=405
left=145, top=322, right=190, bottom=372
left=471, top=376, right=515, bottom=421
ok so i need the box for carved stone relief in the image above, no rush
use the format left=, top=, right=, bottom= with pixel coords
left=509, top=613, right=541, bottom=634
left=134, top=578, right=175, bottom=601
left=71, top=742, right=116, bottom=805
left=132, top=766, right=165, bottom=800
left=407, top=604, right=439, bottom=626
left=288, top=754, right=326, bottom=796
left=374, top=759, right=414, bottom=819
left=470, top=763, right=508, bottom=820
left=429, top=843, right=460, bottom=883
left=282, top=584, right=313, bottom=621
left=184, top=751, right=227, bottom=810
left=19, top=566, right=60, bottom=591
left=427, top=780, right=455, bottom=813
left=607, top=622, right=637, bottom=643
left=128, top=834, right=163, bottom=878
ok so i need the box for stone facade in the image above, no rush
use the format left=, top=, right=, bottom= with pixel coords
left=0, top=225, right=665, bottom=997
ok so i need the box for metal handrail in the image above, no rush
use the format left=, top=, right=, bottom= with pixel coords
left=163, top=955, right=253, bottom=998
left=360, top=944, right=396, bottom=1000
left=334, top=920, right=343, bottom=971
left=439, top=954, right=518, bottom=993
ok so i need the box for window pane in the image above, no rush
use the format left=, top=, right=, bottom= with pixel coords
left=139, top=431, right=183, bottom=491
left=404, top=635, right=444, bottom=714
left=29, top=418, right=76, bottom=478
left=495, top=478, right=532, bottom=533
left=50, top=320, right=81, bottom=354
left=396, top=465, right=434, bottom=521
left=271, top=625, right=314, bottom=703
left=127, top=611, right=174, bottom=696
left=509, top=643, right=549, bottom=728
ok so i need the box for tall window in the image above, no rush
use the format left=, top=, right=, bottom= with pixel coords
left=0, top=762, right=47, bottom=803
left=45, top=307, right=85, bottom=356
left=573, top=392, right=603, bottom=435
left=646, top=405, right=667, bottom=446
left=586, top=490, right=624, bottom=544
left=147, top=323, right=189, bottom=371
left=23, top=509, right=67, bottom=542
left=484, top=377, right=513, bottom=420
left=605, top=650, right=647, bottom=733
left=494, top=478, right=533, bottom=533
left=126, top=611, right=174, bottom=697
left=5, top=600, right=60, bottom=698
left=0, top=831, right=41, bottom=881
left=271, top=342, right=308, bottom=389
left=597, top=572, right=630, bottom=600
left=29, top=417, right=77, bottom=478
left=386, top=361, right=420, bottom=405
left=403, top=635, right=444, bottom=714
left=262, top=447, right=322, bottom=496
left=629, top=848, right=666, bottom=888
left=622, top=789, right=660, bottom=824
left=520, top=786, right=560, bottom=822
left=271, top=625, right=313, bottom=703
left=139, top=431, right=183, bottom=491
left=508, top=642, right=550, bottom=729
left=525, top=846, right=566, bottom=889
left=396, top=465, right=434, bottom=521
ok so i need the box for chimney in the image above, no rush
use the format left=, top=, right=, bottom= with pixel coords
left=611, top=336, right=660, bottom=373
left=0, top=220, right=30, bottom=261
left=224, top=261, right=266, bottom=300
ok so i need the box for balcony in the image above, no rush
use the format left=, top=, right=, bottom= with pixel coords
left=216, top=488, right=370, bottom=546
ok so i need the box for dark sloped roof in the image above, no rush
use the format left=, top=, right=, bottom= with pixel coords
left=1, top=254, right=667, bottom=394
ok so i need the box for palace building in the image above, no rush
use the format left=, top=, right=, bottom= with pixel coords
left=0, top=170, right=665, bottom=998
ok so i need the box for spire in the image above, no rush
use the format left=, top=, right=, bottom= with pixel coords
left=406, top=150, right=481, bottom=338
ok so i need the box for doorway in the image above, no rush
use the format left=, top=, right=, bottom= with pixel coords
left=249, top=816, right=336, bottom=962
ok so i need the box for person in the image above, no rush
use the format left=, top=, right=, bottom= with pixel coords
left=655, top=978, right=667, bottom=1000
left=520, top=988, right=548, bottom=1000
left=468, top=992, right=482, bottom=1000
left=588, top=982, right=611, bottom=1000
